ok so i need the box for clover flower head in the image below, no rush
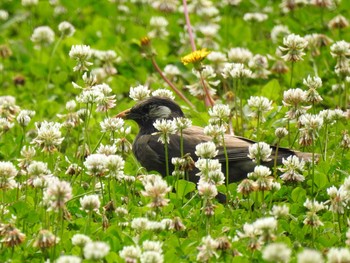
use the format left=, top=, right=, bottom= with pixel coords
left=84, top=241, right=110, bottom=260
left=129, top=84, right=151, bottom=101
left=248, top=142, right=272, bottom=163
left=262, top=243, right=291, bottom=263
left=195, top=141, right=218, bottom=159
left=153, top=119, right=177, bottom=144
left=279, top=34, right=308, bottom=62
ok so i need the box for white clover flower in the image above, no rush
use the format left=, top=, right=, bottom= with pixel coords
left=65, top=100, right=77, bottom=111
left=186, top=66, right=218, bottom=98
left=328, top=15, right=349, bottom=29
left=247, top=165, right=272, bottom=191
left=76, top=89, right=104, bottom=104
left=84, top=154, right=108, bottom=177
left=248, top=54, right=270, bottom=79
left=238, top=178, right=257, bottom=195
left=0, top=161, right=17, bottom=189
left=43, top=180, right=72, bottom=211
left=207, top=51, right=227, bottom=64
left=129, top=85, right=151, bottom=101
left=97, top=144, right=117, bottom=156
left=84, top=241, right=110, bottom=260
left=31, top=121, right=64, bottom=153
left=227, top=47, right=253, bottom=63
left=150, top=16, right=168, bottom=27
left=327, top=186, right=347, bottom=214
left=105, top=154, right=125, bottom=178
left=243, top=12, right=268, bottom=22
left=248, top=142, right=272, bottom=163
left=31, top=26, right=55, bottom=48
left=119, top=245, right=141, bottom=263
left=69, top=45, right=93, bottom=72
left=152, top=89, right=175, bottom=100
left=247, top=96, right=272, bottom=121
left=221, top=62, right=252, bottom=79
left=279, top=34, right=308, bottom=62
left=197, top=235, right=219, bottom=262
left=198, top=181, right=218, bottom=199
left=58, top=21, right=75, bottom=37
left=141, top=174, right=171, bottom=208
left=153, top=119, right=177, bottom=144
left=319, top=109, right=344, bottom=125
left=131, top=217, right=150, bottom=231
left=142, top=240, right=163, bottom=253
left=270, top=204, right=290, bottom=218
left=195, top=158, right=222, bottom=182
left=327, top=248, right=350, bottom=263
left=140, top=251, right=164, bottom=263
left=56, top=255, right=81, bottom=263
left=21, top=0, right=38, bottom=6
left=0, top=10, right=9, bottom=21
left=173, top=117, right=192, bottom=131
left=275, top=127, right=288, bottom=139
left=282, top=88, right=310, bottom=119
left=80, top=194, right=100, bottom=213
left=271, top=25, right=291, bottom=44
left=279, top=155, right=305, bottom=182
left=304, top=198, right=326, bottom=213
left=27, top=161, right=51, bottom=177
left=203, top=124, right=226, bottom=145
left=71, top=234, right=91, bottom=247
left=303, top=75, right=322, bottom=89
left=164, top=64, right=181, bottom=78
left=16, top=110, right=35, bottom=127
left=100, top=117, right=124, bottom=133
left=299, top=113, right=324, bottom=131
left=330, top=40, right=350, bottom=58
left=0, top=117, right=14, bottom=132
left=297, top=249, right=324, bottom=263
left=208, top=104, right=231, bottom=124
left=148, top=16, right=169, bottom=38
left=253, top=217, right=277, bottom=238
left=195, top=141, right=218, bottom=159
left=262, top=242, right=291, bottom=263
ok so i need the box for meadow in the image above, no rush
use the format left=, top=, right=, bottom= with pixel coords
left=0, top=0, right=350, bottom=262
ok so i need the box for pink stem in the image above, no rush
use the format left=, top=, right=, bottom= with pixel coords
left=182, top=0, right=196, bottom=51
left=151, top=56, right=195, bottom=109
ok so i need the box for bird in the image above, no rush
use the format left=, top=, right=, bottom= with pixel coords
left=116, top=96, right=312, bottom=184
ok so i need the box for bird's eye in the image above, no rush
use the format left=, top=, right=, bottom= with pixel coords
left=149, top=105, right=172, bottom=119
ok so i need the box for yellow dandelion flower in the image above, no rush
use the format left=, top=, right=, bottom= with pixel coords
left=181, top=48, right=211, bottom=65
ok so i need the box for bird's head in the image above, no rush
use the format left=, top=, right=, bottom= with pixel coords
left=116, top=96, right=185, bottom=133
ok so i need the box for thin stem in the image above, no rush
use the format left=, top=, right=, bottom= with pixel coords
left=199, top=71, right=215, bottom=107
left=182, top=0, right=196, bottom=51
left=289, top=62, right=294, bottom=89
left=151, top=56, right=195, bottom=109
left=47, top=34, right=64, bottom=90
left=311, top=139, right=315, bottom=198
left=165, top=140, right=169, bottom=177
left=222, top=135, right=229, bottom=187
left=324, top=124, right=328, bottom=161
left=273, top=142, right=280, bottom=179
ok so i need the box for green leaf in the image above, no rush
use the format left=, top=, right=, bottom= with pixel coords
left=175, top=180, right=196, bottom=197
left=291, top=187, right=306, bottom=203
left=261, top=79, right=281, bottom=101
left=314, top=171, right=328, bottom=189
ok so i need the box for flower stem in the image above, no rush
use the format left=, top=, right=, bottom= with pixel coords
left=150, top=56, right=195, bottom=109
left=289, top=62, right=294, bottom=89
left=165, top=140, right=169, bottom=177
left=182, top=0, right=196, bottom=52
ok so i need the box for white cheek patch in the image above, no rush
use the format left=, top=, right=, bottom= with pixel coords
left=150, top=106, right=172, bottom=119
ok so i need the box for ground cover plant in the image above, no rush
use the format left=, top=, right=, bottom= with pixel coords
left=1, top=0, right=350, bottom=262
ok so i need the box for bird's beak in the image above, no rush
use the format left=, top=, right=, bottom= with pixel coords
left=115, top=108, right=131, bottom=119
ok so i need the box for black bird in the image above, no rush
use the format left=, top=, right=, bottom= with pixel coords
left=116, top=96, right=311, bottom=183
